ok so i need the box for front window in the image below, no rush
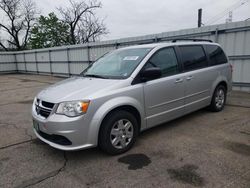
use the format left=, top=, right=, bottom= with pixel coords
left=81, top=48, right=152, bottom=79
left=144, top=47, right=179, bottom=77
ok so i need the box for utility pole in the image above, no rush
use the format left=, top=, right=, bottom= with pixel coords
left=198, top=8, right=202, bottom=27
left=226, top=11, right=233, bottom=23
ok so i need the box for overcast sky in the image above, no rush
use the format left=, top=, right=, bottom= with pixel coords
left=8, top=0, right=250, bottom=40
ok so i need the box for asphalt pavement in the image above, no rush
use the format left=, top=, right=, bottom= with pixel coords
left=0, top=74, right=249, bottom=188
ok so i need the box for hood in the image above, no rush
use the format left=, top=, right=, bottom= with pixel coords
left=37, top=77, right=126, bottom=103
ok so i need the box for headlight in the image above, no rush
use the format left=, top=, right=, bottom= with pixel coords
left=56, top=101, right=90, bottom=117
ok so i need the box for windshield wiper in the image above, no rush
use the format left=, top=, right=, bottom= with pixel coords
left=83, top=74, right=108, bottom=79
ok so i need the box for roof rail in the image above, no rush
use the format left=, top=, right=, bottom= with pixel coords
left=172, top=38, right=213, bottom=43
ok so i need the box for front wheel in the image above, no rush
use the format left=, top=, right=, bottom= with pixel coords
left=99, top=110, right=139, bottom=155
left=209, top=85, right=227, bottom=112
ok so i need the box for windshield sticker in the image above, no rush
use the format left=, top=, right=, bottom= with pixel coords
left=123, top=56, right=139, bottom=61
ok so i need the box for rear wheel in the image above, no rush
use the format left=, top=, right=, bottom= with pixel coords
left=209, top=85, right=226, bottom=112
left=99, top=110, right=138, bottom=155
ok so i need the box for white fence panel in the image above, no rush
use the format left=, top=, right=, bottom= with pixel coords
left=69, top=48, right=88, bottom=62
left=25, top=53, right=35, bottom=62
left=0, top=54, right=15, bottom=63
left=51, top=50, right=67, bottom=62
left=38, top=62, right=50, bottom=73
left=37, top=52, right=49, bottom=62
left=26, top=62, right=37, bottom=72
left=90, top=46, right=116, bottom=61
left=51, top=62, right=68, bottom=74
left=17, top=63, right=25, bottom=71
left=16, top=54, right=25, bottom=62
left=0, top=63, right=16, bottom=72
left=69, top=62, right=89, bottom=75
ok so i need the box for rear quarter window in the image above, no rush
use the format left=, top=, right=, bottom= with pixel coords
left=205, top=45, right=228, bottom=66
left=179, top=45, right=208, bottom=71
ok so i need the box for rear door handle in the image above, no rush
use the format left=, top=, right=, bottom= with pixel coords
left=175, top=78, right=183, bottom=83
left=186, top=76, right=193, bottom=81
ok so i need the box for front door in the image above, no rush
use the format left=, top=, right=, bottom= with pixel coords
left=142, top=47, right=185, bottom=128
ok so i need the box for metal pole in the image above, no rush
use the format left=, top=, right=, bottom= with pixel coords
left=215, top=28, right=219, bottom=43
left=198, top=9, right=202, bottom=28
left=154, top=37, right=159, bottom=43
left=66, top=48, right=71, bottom=76
left=35, top=51, right=38, bottom=74
left=23, top=52, right=27, bottom=72
left=49, top=50, right=52, bottom=75
left=87, top=46, right=91, bottom=64
left=14, top=53, right=18, bottom=73
left=115, top=42, right=119, bottom=49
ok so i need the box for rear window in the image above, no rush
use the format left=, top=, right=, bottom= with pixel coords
left=179, top=45, right=208, bottom=71
left=206, top=45, right=228, bottom=66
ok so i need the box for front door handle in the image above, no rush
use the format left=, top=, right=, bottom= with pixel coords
left=175, top=78, right=183, bottom=83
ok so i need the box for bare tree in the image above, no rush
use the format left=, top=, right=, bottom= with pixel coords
left=0, top=0, right=38, bottom=51
left=58, top=0, right=107, bottom=44
left=76, top=14, right=108, bottom=43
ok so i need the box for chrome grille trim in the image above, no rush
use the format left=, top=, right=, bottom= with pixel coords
left=35, top=99, right=55, bottom=118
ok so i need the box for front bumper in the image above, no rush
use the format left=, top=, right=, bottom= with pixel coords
left=32, top=105, right=97, bottom=151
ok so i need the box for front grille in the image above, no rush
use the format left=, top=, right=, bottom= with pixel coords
left=35, top=99, right=55, bottom=118
left=38, top=130, right=72, bottom=145
left=42, top=101, right=54, bottom=109
left=36, top=107, right=51, bottom=118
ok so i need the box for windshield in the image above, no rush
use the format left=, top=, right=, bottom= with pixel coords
left=81, top=48, right=152, bottom=79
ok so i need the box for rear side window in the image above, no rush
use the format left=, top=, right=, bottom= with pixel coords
left=145, top=47, right=179, bottom=77
left=179, top=46, right=208, bottom=71
left=206, top=45, right=228, bottom=66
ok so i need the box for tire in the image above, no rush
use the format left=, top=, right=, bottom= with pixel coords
left=99, top=110, right=139, bottom=155
left=209, top=85, right=227, bottom=112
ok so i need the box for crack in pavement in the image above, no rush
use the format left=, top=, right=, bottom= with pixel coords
left=0, top=122, right=34, bottom=138
left=239, top=130, right=250, bottom=136
left=0, top=122, right=35, bottom=150
left=0, top=139, right=34, bottom=150
left=226, top=104, right=250, bottom=109
left=24, top=128, right=33, bottom=140
left=0, top=122, right=69, bottom=188
left=0, top=122, right=18, bottom=128
left=0, top=121, right=69, bottom=187
left=16, top=152, right=68, bottom=188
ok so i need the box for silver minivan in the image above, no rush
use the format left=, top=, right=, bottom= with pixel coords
left=32, top=40, right=232, bottom=154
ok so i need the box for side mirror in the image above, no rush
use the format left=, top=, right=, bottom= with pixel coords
left=140, top=67, right=162, bottom=81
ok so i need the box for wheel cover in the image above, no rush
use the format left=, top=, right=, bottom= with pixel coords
left=110, top=119, right=134, bottom=149
left=215, top=89, right=225, bottom=109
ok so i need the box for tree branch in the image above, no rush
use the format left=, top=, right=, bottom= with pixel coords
left=0, top=41, right=8, bottom=51
left=0, top=23, right=14, bottom=37
left=58, top=0, right=103, bottom=44
left=0, top=0, right=38, bottom=50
